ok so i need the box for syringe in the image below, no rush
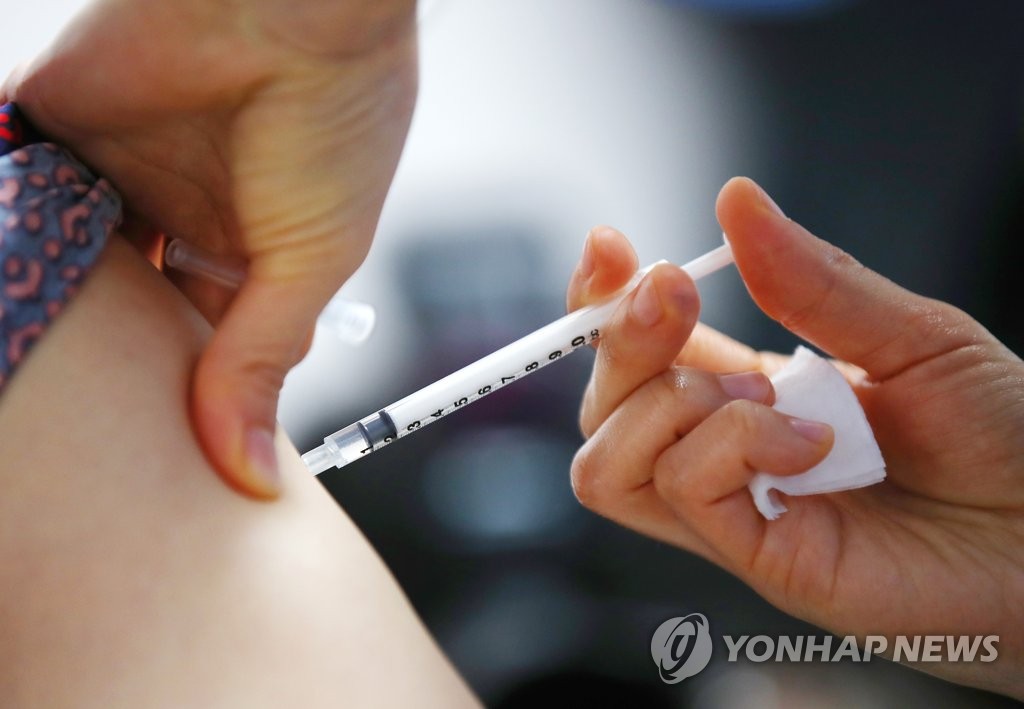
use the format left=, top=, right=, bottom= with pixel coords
left=302, top=243, right=735, bottom=474
left=165, top=239, right=377, bottom=345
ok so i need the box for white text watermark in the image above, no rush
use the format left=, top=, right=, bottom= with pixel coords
left=651, top=613, right=999, bottom=684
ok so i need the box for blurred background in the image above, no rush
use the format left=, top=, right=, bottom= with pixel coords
left=8, top=0, right=1023, bottom=706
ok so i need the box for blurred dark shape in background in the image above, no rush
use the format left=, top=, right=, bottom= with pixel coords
left=691, top=0, right=1024, bottom=360
left=307, top=0, right=1024, bottom=705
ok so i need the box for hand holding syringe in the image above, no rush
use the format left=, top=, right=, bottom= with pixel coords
left=301, top=243, right=735, bottom=475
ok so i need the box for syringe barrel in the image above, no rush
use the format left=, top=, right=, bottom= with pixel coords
left=383, top=289, right=626, bottom=435
left=310, top=245, right=734, bottom=472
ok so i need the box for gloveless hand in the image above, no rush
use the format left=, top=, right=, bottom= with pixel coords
left=565, top=177, right=1024, bottom=697
left=4, top=0, right=418, bottom=496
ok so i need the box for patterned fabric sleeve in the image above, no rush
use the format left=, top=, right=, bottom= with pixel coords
left=0, top=103, right=123, bottom=391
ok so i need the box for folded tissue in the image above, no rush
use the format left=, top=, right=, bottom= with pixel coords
left=749, top=346, right=886, bottom=520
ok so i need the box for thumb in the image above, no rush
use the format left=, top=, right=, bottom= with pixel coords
left=192, top=261, right=330, bottom=498
left=717, top=177, right=982, bottom=381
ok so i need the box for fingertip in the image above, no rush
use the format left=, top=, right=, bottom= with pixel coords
left=587, top=225, right=639, bottom=296
left=243, top=425, right=284, bottom=498
left=761, top=414, right=834, bottom=479
left=568, top=226, right=641, bottom=311
left=716, top=177, right=790, bottom=250
left=191, top=349, right=284, bottom=500
left=715, top=177, right=754, bottom=230
left=717, top=175, right=785, bottom=214
left=718, top=370, right=774, bottom=405
left=788, top=417, right=834, bottom=448
left=587, top=224, right=629, bottom=252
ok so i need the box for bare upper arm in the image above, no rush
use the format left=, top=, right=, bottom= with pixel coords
left=0, top=236, right=476, bottom=708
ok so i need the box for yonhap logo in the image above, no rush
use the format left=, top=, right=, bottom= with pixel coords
left=650, top=611, right=999, bottom=684
left=650, top=613, right=713, bottom=683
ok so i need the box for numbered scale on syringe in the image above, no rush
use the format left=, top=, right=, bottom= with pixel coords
left=358, top=326, right=602, bottom=455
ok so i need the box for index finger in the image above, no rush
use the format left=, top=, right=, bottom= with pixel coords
left=566, top=226, right=638, bottom=313
left=677, top=322, right=789, bottom=375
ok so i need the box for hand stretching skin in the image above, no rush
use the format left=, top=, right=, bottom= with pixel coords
left=565, top=177, right=1024, bottom=697
left=2, top=0, right=418, bottom=497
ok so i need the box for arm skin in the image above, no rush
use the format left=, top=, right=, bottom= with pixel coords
left=0, top=235, right=479, bottom=708
left=564, top=177, right=1024, bottom=698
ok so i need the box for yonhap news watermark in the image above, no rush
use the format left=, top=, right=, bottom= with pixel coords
left=651, top=613, right=999, bottom=684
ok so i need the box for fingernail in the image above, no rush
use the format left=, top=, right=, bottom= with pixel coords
left=665, top=275, right=695, bottom=315
left=579, top=234, right=595, bottom=280
left=246, top=426, right=281, bottom=491
left=789, top=417, right=832, bottom=444
left=754, top=181, right=786, bottom=218
left=720, top=372, right=771, bottom=402
left=630, top=274, right=662, bottom=326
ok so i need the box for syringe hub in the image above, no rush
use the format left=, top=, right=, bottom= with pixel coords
left=302, top=422, right=374, bottom=475
left=301, top=443, right=336, bottom=476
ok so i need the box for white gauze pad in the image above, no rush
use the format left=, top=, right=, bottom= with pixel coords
left=749, top=346, right=886, bottom=520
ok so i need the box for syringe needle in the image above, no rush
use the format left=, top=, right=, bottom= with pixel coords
left=164, top=239, right=376, bottom=345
